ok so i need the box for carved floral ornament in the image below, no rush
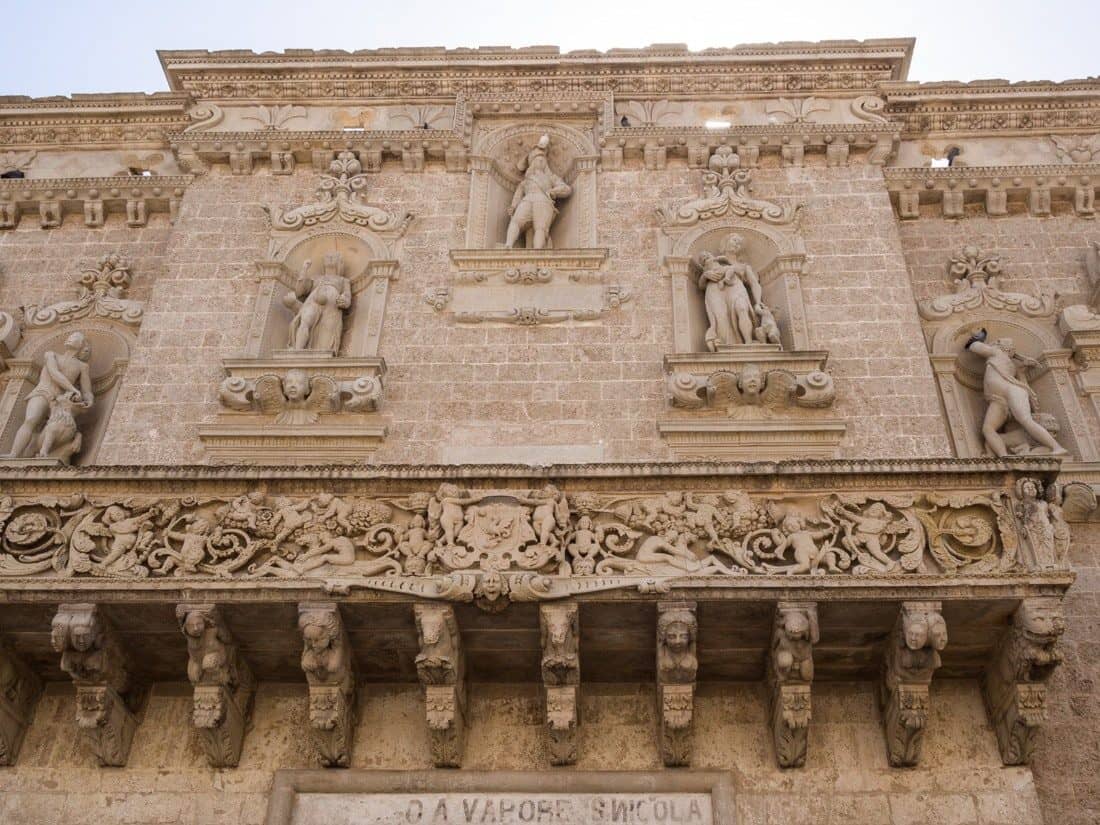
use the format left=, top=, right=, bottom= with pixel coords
left=22, top=253, right=143, bottom=329
left=0, top=479, right=1062, bottom=607
left=919, top=246, right=1056, bottom=321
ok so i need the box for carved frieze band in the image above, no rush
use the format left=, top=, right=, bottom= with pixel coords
left=0, top=177, right=191, bottom=229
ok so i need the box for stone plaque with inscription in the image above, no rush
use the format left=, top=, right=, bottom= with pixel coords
left=265, top=771, right=734, bottom=825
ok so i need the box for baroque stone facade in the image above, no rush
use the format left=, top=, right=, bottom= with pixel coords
left=0, top=39, right=1099, bottom=824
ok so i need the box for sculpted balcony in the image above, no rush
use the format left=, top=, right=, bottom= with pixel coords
left=0, top=458, right=1081, bottom=771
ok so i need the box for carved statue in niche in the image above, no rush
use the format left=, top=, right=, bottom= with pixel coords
left=964, top=329, right=1067, bottom=457
left=283, top=253, right=352, bottom=352
left=6, top=331, right=93, bottom=463
left=504, top=135, right=572, bottom=250
left=695, top=233, right=778, bottom=351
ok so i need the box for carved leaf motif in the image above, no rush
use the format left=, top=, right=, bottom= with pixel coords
left=765, top=97, right=829, bottom=124
left=241, top=105, right=307, bottom=130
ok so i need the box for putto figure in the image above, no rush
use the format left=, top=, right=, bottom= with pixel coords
left=504, top=135, right=572, bottom=250
left=7, top=331, right=94, bottom=463
left=964, top=328, right=1067, bottom=457
left=283, top=253, right=352, bottom=352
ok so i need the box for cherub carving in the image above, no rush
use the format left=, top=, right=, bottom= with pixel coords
left=761, top=514, right=842, bottom=575
left=524, top=484, right=570, bottom=548
left=427, top=483, right=475, bottom=548
left=98, top=504, right=156, bottom=570
left=565, top=515, right=601, bottom=575
left=771, top=607, right=818, bottom=684
left=254, top=369, right=338, bottom=426
left=52, top=608, right=129, bottom=694
left=397, top=514, right=433, bottom=575
left=830, top=501, right=909, bottom=573
left=709, top=365, right=798, bottom=410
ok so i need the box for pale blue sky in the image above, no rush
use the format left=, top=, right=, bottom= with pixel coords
left=1, top=0, right=1097, bottom=97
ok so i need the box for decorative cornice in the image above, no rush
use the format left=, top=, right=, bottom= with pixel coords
left=0, top=175, right=191, bottom=229
left=0, top=93, right=191, bottom=150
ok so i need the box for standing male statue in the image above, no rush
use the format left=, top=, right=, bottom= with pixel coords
left=504, top=135, right=572, bottom=250
left=964, top=328, right=1067, bottom=457
left=283, top=253, right=352, bottom=353
left=7, top=331, right=94, bottom=463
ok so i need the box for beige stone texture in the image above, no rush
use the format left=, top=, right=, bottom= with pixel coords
left=0, top=680, right=1040, bottom=825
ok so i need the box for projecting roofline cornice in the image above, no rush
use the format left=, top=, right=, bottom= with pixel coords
left=157, top=39, right=914, bottom=94
left=882, top=78, right=1100, bottom=102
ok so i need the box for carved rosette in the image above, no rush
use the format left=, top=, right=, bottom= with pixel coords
left=0, top=639, right=42, bottom=765
left=540, top=603, right=580, bottom=765
left=177, top=604, right=255, bottom=767
left=880, top=602, right=947, bottom=767
left=982, top=597, right=1065, bottom=765
left=768, top=602, right=818, bottom=768
left=52, top=604, right=144, bottom=766
left=415, top=604, right=466, bottom=767
left=298, top=603, right=357, bottom=767
left=657, top=602, right=697, bottom=767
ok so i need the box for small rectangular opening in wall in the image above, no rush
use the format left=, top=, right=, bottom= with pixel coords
left=342, top=127, right=366, bottom=133
left=704, top=119, right=732, bottom=129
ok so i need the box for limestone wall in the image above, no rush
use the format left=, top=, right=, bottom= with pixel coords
left=0, top=680, right=1040, bottom=825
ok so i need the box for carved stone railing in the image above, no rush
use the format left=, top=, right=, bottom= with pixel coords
left=0, top=458, right=1076, bottom=769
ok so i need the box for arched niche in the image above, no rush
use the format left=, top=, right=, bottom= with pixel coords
left=0, top=322, right=132, bottom=465
left=248, top=229, right=398, bottom=359
left=928, top=315, right=1096, bottom=460
left=663, top=218, right=809, bottom=353
left=466, top=122, right=599, bottom=250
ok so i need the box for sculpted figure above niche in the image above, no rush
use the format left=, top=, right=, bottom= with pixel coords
left=504, top=135, right=572, bottom=250
left=0, top=253, right=142, bottom=466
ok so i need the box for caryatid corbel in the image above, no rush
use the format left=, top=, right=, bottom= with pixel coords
left=298, top=603, right=357, bottom=767
left=768, top=602, right=817, bottom=768
left=880, top=602, right=947, bottom=767
left=657, top=601, right=698, bottom=767
left=540, top=603, right=579, bottom=765
left=415, top=603, right=466, bottom=767
left=982, top=597, right=1065, bottom=765
left=177, top=604, right=255, bottom=768
left=52, top=604, right=145, bottom=766
left=504, top=134, right=572, bottom=250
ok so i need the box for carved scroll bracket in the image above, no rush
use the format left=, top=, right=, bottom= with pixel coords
left=880, top=602, right=946, bottom=767
left=177, top=603, right=255, bottom=767
left=415, top=604, right=466, bottom=767
left=540, top=603, right=579, bottom=765
left=0, top=636, right=42, bottom=765
left=768, top=601, right=817, bottom=768
left=982, top=596, right=1065, bottom=765
left=299, top=603, right=357, bottom=767
left=0, top=176, right=189, bottom=230
left=657, top=601, right=697, bottom=767
left=52, top=604, right=145, bottom=766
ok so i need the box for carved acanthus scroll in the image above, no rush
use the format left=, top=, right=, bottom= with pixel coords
left=880, top=602, right=947, bottom=767
left=982, top=597, right=1065, bottom=765
left=299, top=603, right=357, bottom=767
left=415, top=604, right=466, bottom=767
left=768, top=601, right=817, bottom=768
left=540, top=603, right=579, bottom=765
left=52, top=604, right=144, bottom=766
left=177, top=603, right=255, bottom=767
left=657, top=601, right=697, bottom=767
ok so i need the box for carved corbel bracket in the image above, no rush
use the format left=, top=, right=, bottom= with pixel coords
left=52, top=604, right=144, bottom=766
left=540, top=603, right=579, bottom=765
left=880, top=602, right=947, bottom=767
left=299, top=603, right=357, bottom=767
left=0, top=177, right=189, bottom=230
left=768, top=602, right=817, bottom=768
left=659, top=349, right=845, bottom=460
left=0, top=637, right=42, bottom=765
left=415, top=604, right=466, bottom=767
left=982, top=596, right=1065, bottom=765
left=657, top=601, right=697, bottom=767
left=176, top=603, right=255, bottom=767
